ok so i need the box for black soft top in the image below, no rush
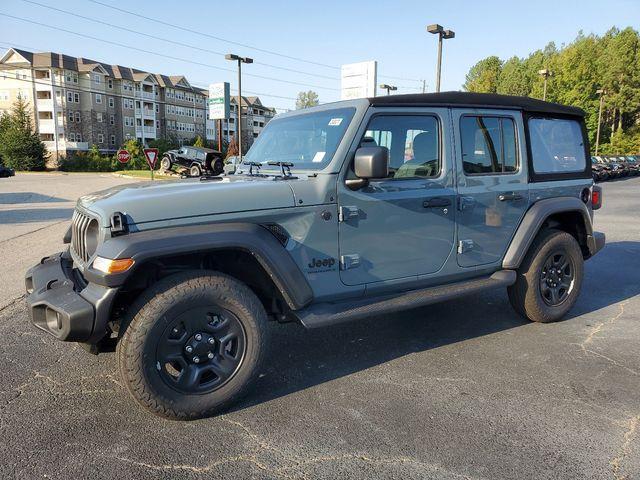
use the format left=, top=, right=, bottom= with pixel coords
left=369, top=91, right=585, bottom=118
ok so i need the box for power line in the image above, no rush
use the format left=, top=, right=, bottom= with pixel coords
left=84, top=0, right=423, bottom=84
left=0, top=14, right=340, bottom=92
left=20, top=0, right=340, bottom=82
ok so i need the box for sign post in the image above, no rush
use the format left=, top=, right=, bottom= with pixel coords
left=143, top=148, right=159, bottom=181
left=116, top=149, right=131, bottom=165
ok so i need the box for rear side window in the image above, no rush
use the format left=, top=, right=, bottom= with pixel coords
left=460, top=116, right=518, bottom=175
left=528, top=118, right=586, bottom=174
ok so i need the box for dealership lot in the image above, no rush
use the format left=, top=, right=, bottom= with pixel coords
left=0, top=173, right=638, bottom=479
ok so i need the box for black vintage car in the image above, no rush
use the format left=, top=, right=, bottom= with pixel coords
left=160, top=146, right=224, bottom=177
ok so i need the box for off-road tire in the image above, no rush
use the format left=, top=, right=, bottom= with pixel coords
left=190, top=164, right=201, bottom=177
left=212, top=159, right=224, bottom=175
left=508, top=229, right=583, bottom=323
left=160, top=156, right=172, bottom=172
left=117, top=271, right=269, bottom=420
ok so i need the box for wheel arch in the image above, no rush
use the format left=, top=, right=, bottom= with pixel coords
left=503, top=197, right=594, bottom=269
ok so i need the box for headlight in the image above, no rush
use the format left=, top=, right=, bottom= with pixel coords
left=85, top=219, right=100, bottom=258
left=92, top=256, right=135, bottom=274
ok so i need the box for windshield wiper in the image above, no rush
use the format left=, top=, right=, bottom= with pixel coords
left=267, top=161, right=295, bottom=177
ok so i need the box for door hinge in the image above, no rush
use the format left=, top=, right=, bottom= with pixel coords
left=338, top=206, right=359, bottom=222
left=457, top=239, right=474, bottom=254
left=340, top=254, right=361, bottom=270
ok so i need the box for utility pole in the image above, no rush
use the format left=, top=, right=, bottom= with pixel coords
left=538, top=69, right=553, bottom=101
left=595, top=88, right=606, bottom=156
left=427, top=24, right=455, bottom=93
left=422, top=79, right=426, bottom=93
left=225, top=54, right=253, bottom=160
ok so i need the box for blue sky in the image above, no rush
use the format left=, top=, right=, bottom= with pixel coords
left=1, top=0, right=639, bottom=111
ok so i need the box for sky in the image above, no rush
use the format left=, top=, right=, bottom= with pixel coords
left=1, top=0, right=639, bottom=111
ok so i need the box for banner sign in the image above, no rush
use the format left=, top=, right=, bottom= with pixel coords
left=208, top=82, right=230, bottom=120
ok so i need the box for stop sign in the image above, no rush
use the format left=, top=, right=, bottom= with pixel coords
left=117, top=149, right=131, bottom=164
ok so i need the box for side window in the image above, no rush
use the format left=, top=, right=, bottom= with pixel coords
left=460, top=116, right=518, bottom=175
left=361, top=115, right=440, bottom=179
left=528, top=117, right=586, bottom=174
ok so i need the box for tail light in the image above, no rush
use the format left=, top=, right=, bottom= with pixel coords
left=592, top=185, right=602, bottom=210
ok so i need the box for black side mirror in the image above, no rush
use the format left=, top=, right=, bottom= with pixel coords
left=354, top=146, right=389, bottom=179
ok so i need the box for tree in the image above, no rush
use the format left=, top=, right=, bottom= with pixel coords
left=463, top=56, right=502, bottom=93
left=226, top=137, right=239, bottom=158
left=193, top=135, right=204, bottom=147
left=148, top=135, right=179, bottom=156
left=0, top=96, right=46, bottom=170
left=295, top=90, right=319, bottom=109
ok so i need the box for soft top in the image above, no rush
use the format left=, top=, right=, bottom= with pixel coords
left=369, top=91, right=585, bottom=117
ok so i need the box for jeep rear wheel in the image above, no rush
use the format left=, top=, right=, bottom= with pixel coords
left=117, top=271, right=268, bottom=420
left=160, top=156, right=172, bottom=172
left=508, top=229, right=583, bottom=323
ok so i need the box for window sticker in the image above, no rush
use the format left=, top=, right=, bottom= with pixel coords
left=328, top=118, right=343, bottom=126
left=312, top=151, right=326, bottom=163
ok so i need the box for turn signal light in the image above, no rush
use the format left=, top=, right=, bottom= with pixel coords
left=93, top=256, right=135, bottom=274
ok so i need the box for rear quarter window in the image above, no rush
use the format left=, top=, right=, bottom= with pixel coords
left=528, top=117, right=586, bottom=174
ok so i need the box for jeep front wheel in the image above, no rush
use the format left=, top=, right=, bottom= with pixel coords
left=117, top=271, right=269, bottom=420
left=190, top=164, right=202, bottom=177
left=508, top=229, right=584, bottom=323
left=160, top=156, right=172, bottom=172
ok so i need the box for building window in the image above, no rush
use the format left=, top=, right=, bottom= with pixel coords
left=95, top=93, right=102, bottom=104
left=68, top=111, right=74, bottom=123
left=76, top=133, right=82, bottom=142
left=108, top=97, right=114, bottom=108
left=93, top=73, right=101, bottom=84
left=75, top=112, right=81, bottom=123
left=97, top=112, right=103, bottom=122
left=110, top=135, right=116, bottom=145
left=67, top=91, right=73, bottom=102
left=74, top=92, right=80, bottom=103
left=0, top=91, right=9, bottom=101
left=155, top=104, right=159, bottom=113
left=107, top=79, right=113, bottom=89
left=98, top=133, right=104, bottom=144
left=110, top=114, right=115, bottom=125
left=68, top=132, right=75, bottom=141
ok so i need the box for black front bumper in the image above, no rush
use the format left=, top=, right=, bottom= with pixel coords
left=25, top=252, right=117, bottom=343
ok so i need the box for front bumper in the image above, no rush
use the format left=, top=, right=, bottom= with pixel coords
left=25, top=251, right=117, bottom=343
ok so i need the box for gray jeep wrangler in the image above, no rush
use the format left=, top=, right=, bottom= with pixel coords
left=25, top=92, right=605, bottom=419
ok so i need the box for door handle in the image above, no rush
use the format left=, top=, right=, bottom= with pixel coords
left=423, top=197, right=451, bottom=208
left=498, top=192, right=523, bottom=202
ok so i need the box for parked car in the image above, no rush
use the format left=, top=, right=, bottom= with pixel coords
left=591, top=157, right=609, bottom=182
left=25, top=92, right=605, bottom=420
left=223, top=155, right=241, bottom=175
left=596, top=156, right=622, bottom=178
left=0, top=165, right=15, bottom=178
left=160, top=146, right=224, bottom=177
left=617, top=156, right=639, bottom=175
left=602, top=155, right=629, bottom=177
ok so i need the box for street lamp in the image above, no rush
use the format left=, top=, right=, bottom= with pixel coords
left=380, top=84, right=397, bottom=95
left=225, top=53, right=253, bottom=160
left=427, top=24, right=455, bottom=93
left=595, top=88, right=607, bottom=156
left=538, top=69, right=553, bottom=101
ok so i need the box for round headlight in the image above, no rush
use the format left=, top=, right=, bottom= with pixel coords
left=85, top=218, right=100, bottom=258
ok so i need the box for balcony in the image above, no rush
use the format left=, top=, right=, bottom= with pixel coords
left=135, top=108, right=155, bottom=119
left=43, top=140, right=89, bottom=151
left=36, top=99, right=54, bottom=111
left=37, top=119, right=57, bottom=133
left=135, top=90, right=155, bottom=100
left=135, top=126, right=157, bottom=138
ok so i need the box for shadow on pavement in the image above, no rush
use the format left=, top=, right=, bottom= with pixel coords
left=0, top=207, right=74, bottom=224
left=0, top=192, right=70, bottom=204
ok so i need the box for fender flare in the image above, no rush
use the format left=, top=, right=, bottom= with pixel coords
left=84, top=222, right=314, bottom=310
left=502, top=197, right=594, bottom=269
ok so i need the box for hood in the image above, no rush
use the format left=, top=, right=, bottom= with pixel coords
left=78, top=175, right=297, bottom=227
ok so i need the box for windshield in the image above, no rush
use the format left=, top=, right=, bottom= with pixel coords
left=243, top=107, right=356, bottom=170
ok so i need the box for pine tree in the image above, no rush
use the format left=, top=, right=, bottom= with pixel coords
left=0, top=96, right=46, bottom=170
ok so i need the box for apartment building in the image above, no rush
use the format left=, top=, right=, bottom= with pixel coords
left=0, top=47, right=211, bottom=159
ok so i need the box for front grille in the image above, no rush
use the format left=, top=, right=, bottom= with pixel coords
left=71, top=209, right=93, bottom=263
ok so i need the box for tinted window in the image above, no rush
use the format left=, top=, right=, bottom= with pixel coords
left=528, top=118, right=586, bottom=174
left=362, top=115, right=440, bottom=179
left=461, top=116, right=518, bottom=175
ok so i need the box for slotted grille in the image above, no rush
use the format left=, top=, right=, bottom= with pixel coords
left=71, top=209, right=92, bottom=263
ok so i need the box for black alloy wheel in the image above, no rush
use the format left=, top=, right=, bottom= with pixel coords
left=539, top=251, right=575, bottom=306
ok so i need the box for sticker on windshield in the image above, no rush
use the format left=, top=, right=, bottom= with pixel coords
left=328, top=118, right=343, bottom=126
left=312, top=151, right=326, bottom=163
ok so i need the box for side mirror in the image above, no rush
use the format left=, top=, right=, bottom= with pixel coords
left=354, top=146, right=389, bottom=179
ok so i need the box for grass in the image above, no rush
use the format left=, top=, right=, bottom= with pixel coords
left=112, top=170, right=175, bottom=180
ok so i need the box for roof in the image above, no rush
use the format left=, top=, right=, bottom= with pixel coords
left=369, top=92, right=585, bottom=117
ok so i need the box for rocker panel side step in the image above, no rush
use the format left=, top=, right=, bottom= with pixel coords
left=295, top=270, right=516, bottom=329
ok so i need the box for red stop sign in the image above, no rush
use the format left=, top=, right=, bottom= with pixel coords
left=117, top=149, right=131, bottom=164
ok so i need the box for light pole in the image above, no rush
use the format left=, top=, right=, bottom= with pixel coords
left=427, top=24, right=455, bottom=93
left=595, top=88, right=606, bottom=156
left=225, top=54, right=253, bottom=160
left=538, top=69, right=553, bottom=101
left=380, top=84, right=397, bottom=96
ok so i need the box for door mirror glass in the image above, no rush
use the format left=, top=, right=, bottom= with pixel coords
left=354, top=146, right=389, bottom=179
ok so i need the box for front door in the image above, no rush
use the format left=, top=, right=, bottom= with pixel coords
left=452, top=109, right=529, bottom=267
left=338, top=109, right=456, bottom=286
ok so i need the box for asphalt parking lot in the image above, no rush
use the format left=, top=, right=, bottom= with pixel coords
left=0, top=173, right=638, bottom=480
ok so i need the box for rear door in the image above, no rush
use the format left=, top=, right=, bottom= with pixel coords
left=338, top=108, right=456, bottom=286
left=452, top=109, right=529, bottom=267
